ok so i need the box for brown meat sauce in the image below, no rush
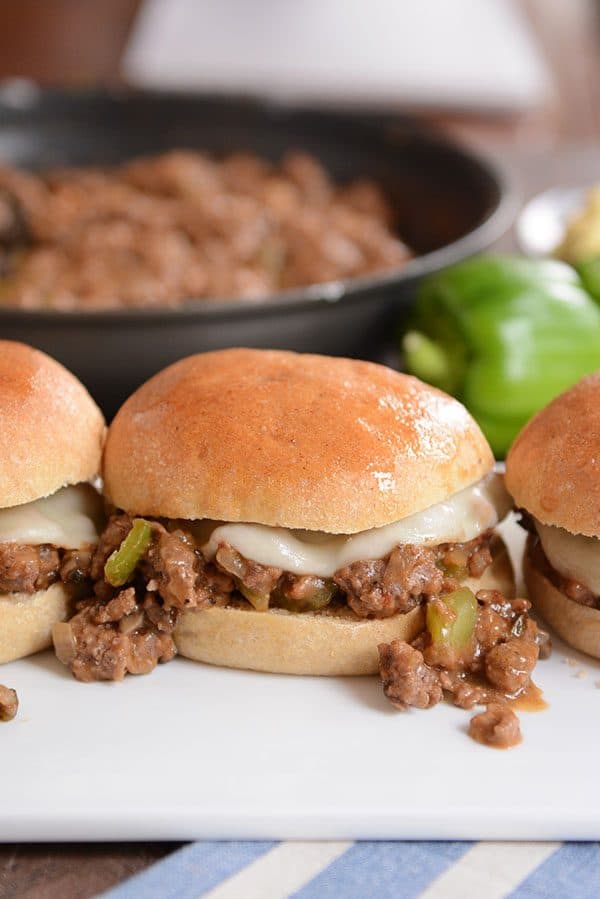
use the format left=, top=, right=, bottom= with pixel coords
left=378, top=586, right=550, bottom=749
left=0, top=684, right=18, bottom=722
left=335, top=537, right=493, bottom=617
left=54, top=515, right=235, bottom=681
left=468, top=703, right=521, bottom=749
left=0, top=150, right=411, bottom=310
left=54, top=515, right=500, bottom=682
left=52, top=514, right=549, bottom=748
left=0, top=542, right=95, bottom=594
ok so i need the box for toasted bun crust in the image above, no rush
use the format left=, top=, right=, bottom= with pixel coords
left=506, top=373, right=600, bottom=537
left=524, top=540, right=600, bottom=659
left=175, top=603, right=424, bottom=677
left=104, top=349, right=493, bottom=533
left=174, top=538, right=514, bottom=675
left=0, top=583, right=73, bottom=664
left=0, top=341, right=105, bottom=508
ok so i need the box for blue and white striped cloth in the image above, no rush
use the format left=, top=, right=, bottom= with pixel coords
left=101, top=841, right=600, bottom=898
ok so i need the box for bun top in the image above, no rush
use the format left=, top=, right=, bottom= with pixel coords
left=506, top=373, right=600, bottom=537
left=0, top=341, right=105, bottom=508
left=104, top=348, right=494, bottom=533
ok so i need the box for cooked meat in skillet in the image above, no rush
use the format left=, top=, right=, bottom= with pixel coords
left=0, top=150, right=411, bottom=309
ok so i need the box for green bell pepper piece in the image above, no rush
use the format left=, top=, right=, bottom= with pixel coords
left=104, top=518, right=153, bottom=587
left=274, top=579, right=337, bottom=613
left=402, top=256, right=600, bottom=456
left=426, top=587, right=478, bottom=651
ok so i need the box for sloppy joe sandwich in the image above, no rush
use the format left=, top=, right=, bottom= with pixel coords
left=506, top=373, right=600, bottom=659
left=52, top=347, right=546, bottom=741
left=0, top=341, right=105, bottom=664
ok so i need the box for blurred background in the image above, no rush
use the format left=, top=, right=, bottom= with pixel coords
left=0, top=0, right=597, bottom=149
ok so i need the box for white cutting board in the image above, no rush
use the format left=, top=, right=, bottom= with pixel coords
left=2, top=516, right=599, bottom=842
left=124, top=0, right=552, bottom=112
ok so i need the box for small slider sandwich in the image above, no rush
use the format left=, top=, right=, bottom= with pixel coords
left=0, top=342, right=105, bottom=674
left=53, top=348, right=546, bottom=744
left=506, top=373, right=600, bottom=658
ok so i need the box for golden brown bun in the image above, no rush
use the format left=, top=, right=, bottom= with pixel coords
left=0, top=341, right=105, bottom=508
left=174, top=538, right=514, bottom=675
left=524, top=540, right=600, bottom=659
left=506, top=373, right=600, bottom=537
left=104, top=348, right=493, bottom=533
left=0, top=583, right=73, bottom=664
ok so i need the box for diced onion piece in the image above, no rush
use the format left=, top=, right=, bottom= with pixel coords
left=52, top=622, right=77, bottom=665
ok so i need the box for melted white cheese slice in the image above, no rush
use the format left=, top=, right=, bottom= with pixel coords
left=202, top=473, right=511, bottom=577
left=536, top=521, right=600, bottom=595
left=0, top=484, right=103, bottom=549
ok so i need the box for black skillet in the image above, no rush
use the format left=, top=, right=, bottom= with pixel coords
left=0, top=83, right=512, bottom=415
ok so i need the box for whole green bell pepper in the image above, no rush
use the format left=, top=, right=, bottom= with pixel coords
left=402, top=256, right=600, bottom=456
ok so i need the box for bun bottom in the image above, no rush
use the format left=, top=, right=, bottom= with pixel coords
left=524, top=542, right=600, bottom=660
left=0, top=583, right=73, bottom=665
left=174, top=538, right=515, bottom=676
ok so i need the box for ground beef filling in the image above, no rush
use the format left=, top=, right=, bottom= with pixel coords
left=55, top=516, right=236, bottom=682
left=468, top=703, right=521, bottom=749
left=0, top=542, right=94, bottom=594
left=55, top=514, right=499, bottom=682
left=378, top=587, right=550, bottom=749
left=51, top=515, right=549, bottom=748
left=335, top=535, right=493, bottom=618
left=0, top=684, right=18, bottom=721
left=0, top=150, right=411, bottom=310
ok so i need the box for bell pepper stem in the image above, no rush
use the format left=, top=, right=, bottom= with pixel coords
left=577, top=258, right=600, bottom=302
left=402, top=331, right=452, bottom=389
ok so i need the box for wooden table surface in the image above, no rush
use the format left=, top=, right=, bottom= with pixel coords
left=0, top=1, right=598, bottom=897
